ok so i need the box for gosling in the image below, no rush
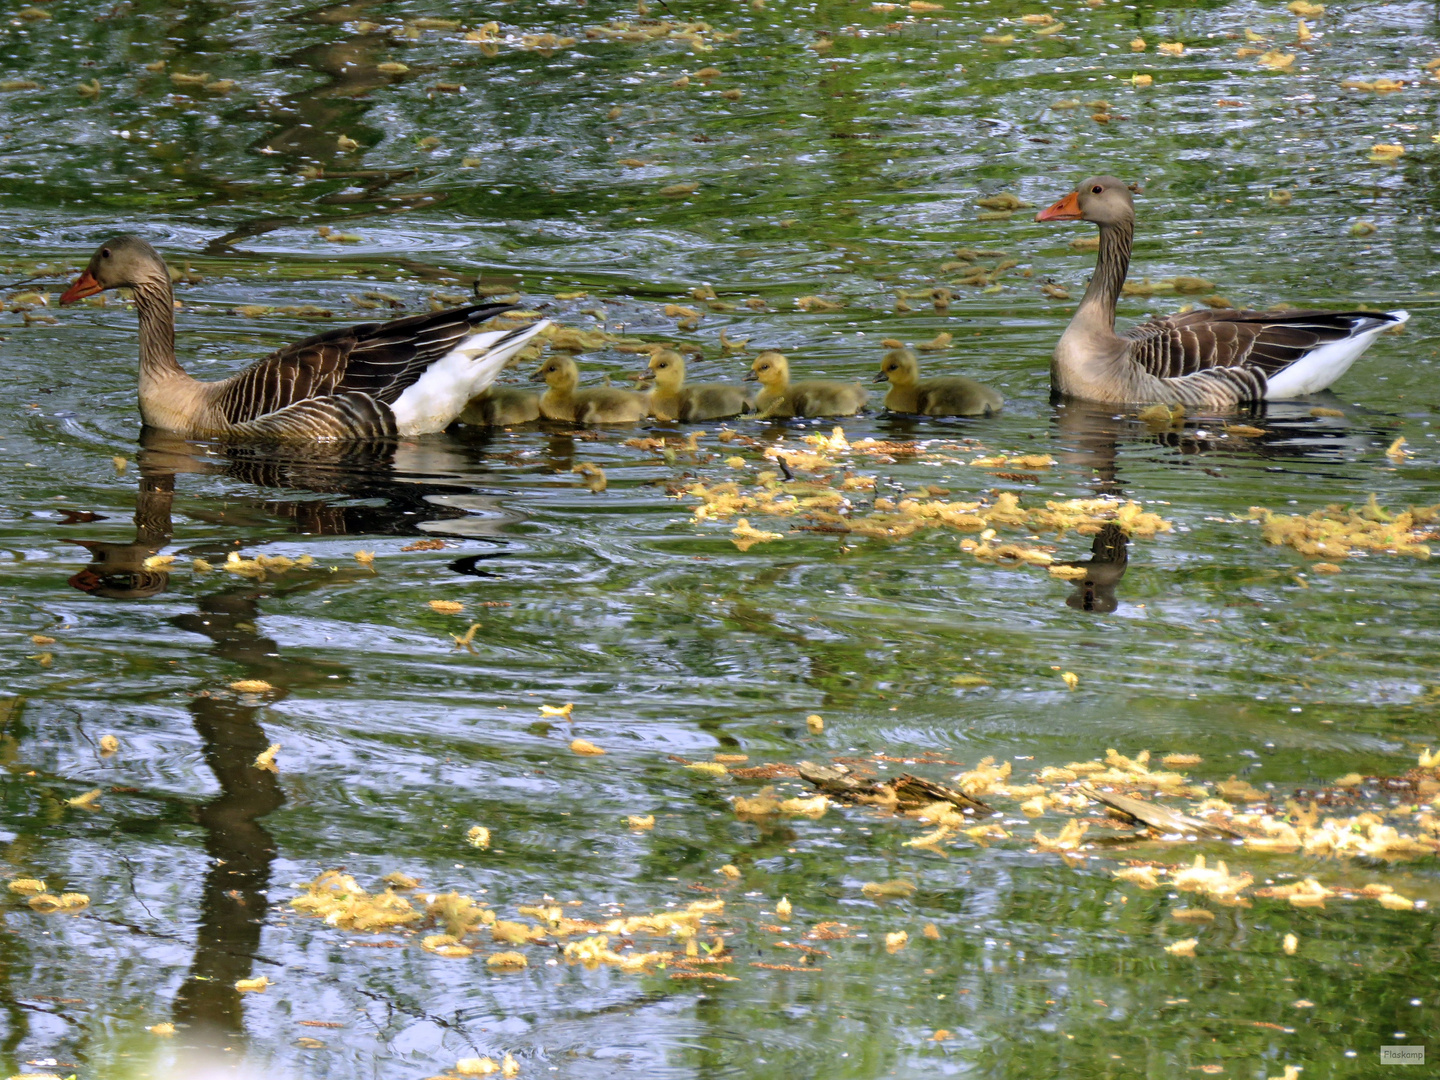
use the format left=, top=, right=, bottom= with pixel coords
left=532, top=354, right=650, bottom=423
left=647, top=349, right=752, bottom=421
left=459, top=385, right=541, bottom=426
left=745, top=352, right=867, bottom=418
left=876, top=349, right=1003, bottom=417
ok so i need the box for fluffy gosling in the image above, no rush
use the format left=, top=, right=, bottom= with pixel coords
left=532, top=355, right=650, bottom=423
left=876, top=349, right=1003, bottom=417
left=746, top=352, right=867, bottom=418
left=647, top=349, right=752, bottom=421
left=459, top=385, right=541, bottom=426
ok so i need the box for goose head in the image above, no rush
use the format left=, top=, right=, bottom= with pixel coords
left=875, top=348, right=921, bottom=386
left=1036, top=176, right=1134, bottom=226
left=746, top=351, right=789, bottom=387
left=60, top=235, right=169, bottom=304
left=531, top=354, right=579, bottom=391
left=647, top=348, right=686, bottom=392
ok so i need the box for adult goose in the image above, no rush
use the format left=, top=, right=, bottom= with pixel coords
left=1036, top=177, right=1407, bottom=408
left=59, top=234, right=549, bottom=440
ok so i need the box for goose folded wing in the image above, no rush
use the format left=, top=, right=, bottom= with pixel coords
left=214, top=302, right=514, bottom=425
left=1127, top=309, right=1391, bottom=381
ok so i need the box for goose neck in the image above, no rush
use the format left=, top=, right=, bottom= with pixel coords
left=1076, top=217, right=1133, bottom=330
left=132, top=278, right=184, bottom=381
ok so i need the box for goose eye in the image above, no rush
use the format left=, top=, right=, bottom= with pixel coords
left=1091, top=185, right=1103, bottom=194
left=101, top=248, right=111, bottom=258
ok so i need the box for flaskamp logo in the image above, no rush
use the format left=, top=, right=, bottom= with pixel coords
left=1381, top=1045, right=1425, bottom=1065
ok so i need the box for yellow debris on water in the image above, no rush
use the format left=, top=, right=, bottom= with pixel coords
left=66, top=788, right=102, bottom=810
left=290, top=870, right=424, bottom=932
left=1386, top=436, right=1408, bottom=462
left=235, top=976, right=270, bottom=992
left=861, top=879, right=916, bottom=899
left=1157, top=42, right=1183, bottom=55
left=540, top=703, right=574, bottom=718
left=230, top=679, right=275, bottom=693
left=627, top=815, right=655, bottom=830
left=1171, top=907, right=1215, bottom=922
left=429, top=600, right=464, bottom=614
left=1288, top=0, right=1323, bottom=14
left=731, top=519, right=784, bottom=551
left=354, top=550, right=375, bottom=564
left=1257, top=50, right=1295, bottom=68
left=1368, top=143, right=1405, bottom=162
left=1165, top=938, right=1197, bottom=957
left=456, top=1059, right=501, bottom=1077
left=776, top=896, right=792, bottom=919
left=806, top=713, right=824, bottom=733
left=975, top=193, right=1032, bottom=211
left=253, top=744, right=280, bottom=773
left=148, top=1022, right=176, bottom=1036
left=487, top=951, right=529, bottom=968
left=1243, top=495, right=1435, bottom=560
left=8, top=878, right=45, bottom=895
left=570, top=739, right=606, bottom=756
left=28, top=892, right=90, bottom=912
left=1060, top=671, right=1079, bottom=691
left=885, top=930, right=908, bottom=952
left=467, top=826, right=491, bottom=849
left=687, top=761, right=728, bottom=777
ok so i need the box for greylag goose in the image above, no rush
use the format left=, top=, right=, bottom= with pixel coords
left=647, top=349, right=752, bottom=421
left=59, top=234, right=549, bottom=440
left=875, top=349, right=1004, bottom=416
left=1035, top=177, right=1408, bottom=408
left=745, top=352, right=867, bottom=418
left=460, top=385, right=541, bottom=426
left=531, top=354, right=650, bottom=423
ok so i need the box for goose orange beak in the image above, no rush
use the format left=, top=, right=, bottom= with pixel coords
left=60, top=270, right=102, bottom=305
left=1036, top=192, right=1082, bottom=222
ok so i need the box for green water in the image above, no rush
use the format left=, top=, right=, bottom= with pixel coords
left=1, top=1, right=1438, bottom=1077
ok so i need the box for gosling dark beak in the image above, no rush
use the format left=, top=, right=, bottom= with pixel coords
left=529, top=368, right=547, bottom=383
left=873, top=370, right=890, bottom=383
left=1036, top=191, right=1082, bottom=222
left=743, top=370, right=758, bottom=382
left=60, top=270, right=103, bottom=305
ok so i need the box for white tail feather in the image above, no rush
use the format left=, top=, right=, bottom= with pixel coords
left=1264, top=310, right=1407, bottom=400
left=392, top=319, right=550, bottom=435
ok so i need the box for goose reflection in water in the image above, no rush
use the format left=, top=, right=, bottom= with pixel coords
left=64, top=427, right=524, bottom=600
left=1055, top=523, right=1130, bottom=614
left=1051, top=397, right=1398, bottom=494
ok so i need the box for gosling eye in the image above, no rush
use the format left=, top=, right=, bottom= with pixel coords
left=1091, top=185, right=1103, bottom=194
left=100, top=247, right=111, bottom=258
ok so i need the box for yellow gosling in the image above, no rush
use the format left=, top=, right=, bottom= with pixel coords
left=532, top=355, right=650, bottom=423
left=745, top=352, right=867, bottom=418
left=459, top=385, right=541, bottom=426
left=876, top=349, right=1003, bottom=417
left=648, top=349, right=752, bottom=421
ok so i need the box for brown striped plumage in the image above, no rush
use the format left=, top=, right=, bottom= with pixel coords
left=60, top=234, right=527, bottom=440
left=1036, top=177, right=1405, bottom=408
